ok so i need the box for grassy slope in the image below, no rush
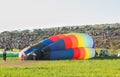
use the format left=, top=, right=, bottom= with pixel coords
left=0, top=57, right=120, bottom=77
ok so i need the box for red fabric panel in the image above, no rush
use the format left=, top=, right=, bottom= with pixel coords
left=73, top=48, right=80, bottom=60
left=79, top=47, right=86, bottom=59
left=63, top=37, right=72, bottom=49
left=68, top=35, right=78, bottom=48
left=49, top=36, right=60, bottom=42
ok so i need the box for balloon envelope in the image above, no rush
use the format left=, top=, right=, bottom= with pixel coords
left=19, top=33, right=95, bottom=60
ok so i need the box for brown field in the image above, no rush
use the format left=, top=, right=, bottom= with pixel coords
left=0, top=57, right=44, bottom=67
left=0, top=60, right=39, bottom=67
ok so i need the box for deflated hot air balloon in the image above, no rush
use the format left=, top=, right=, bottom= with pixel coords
left=19, top=33, right=95, bottom=60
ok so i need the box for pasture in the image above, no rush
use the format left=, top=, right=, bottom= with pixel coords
left=0, top=57, right=120, bottom=77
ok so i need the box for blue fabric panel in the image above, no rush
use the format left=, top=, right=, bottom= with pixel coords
left=24, top=48, right=32, bottom=54
left=50, top=49, right=74, bottom=60
left=85, top=34, right=93, bottom=48
left=24, top=48, right=38, bottom=54
left=89, top=35, right=94, bottom=48
left=42, top=39, right=53, bottom=46
left=49, top=40, right=66, bottom=51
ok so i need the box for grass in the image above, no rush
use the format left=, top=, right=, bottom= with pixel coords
left=0, top=57, right=120, bottom=77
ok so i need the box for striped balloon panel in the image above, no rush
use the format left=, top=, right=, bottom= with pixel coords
left=50, top=48, right=95, bottom=60
left=46, top=33, right=94, bottom=51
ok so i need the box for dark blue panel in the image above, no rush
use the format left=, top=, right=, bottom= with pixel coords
left=41, top=39, right=53, bottom=46
left=50, top=49, right=74, bottom=60
left=41, top=46, right=50, bottom=53
left=92, top=39, right=95, bottom=48
left=49, top=40, right=66, bottom=51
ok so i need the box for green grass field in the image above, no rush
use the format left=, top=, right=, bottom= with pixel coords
left=0, top=57, right=120, bottom=77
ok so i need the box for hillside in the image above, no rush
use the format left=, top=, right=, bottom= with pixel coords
left=0, top=23, right=120, bottom=52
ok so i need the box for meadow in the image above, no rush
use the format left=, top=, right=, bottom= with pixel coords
left=0, top=57, right=120, bottom=77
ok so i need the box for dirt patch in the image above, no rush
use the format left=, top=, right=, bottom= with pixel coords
left=0, top=60, right=40, bottom=67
